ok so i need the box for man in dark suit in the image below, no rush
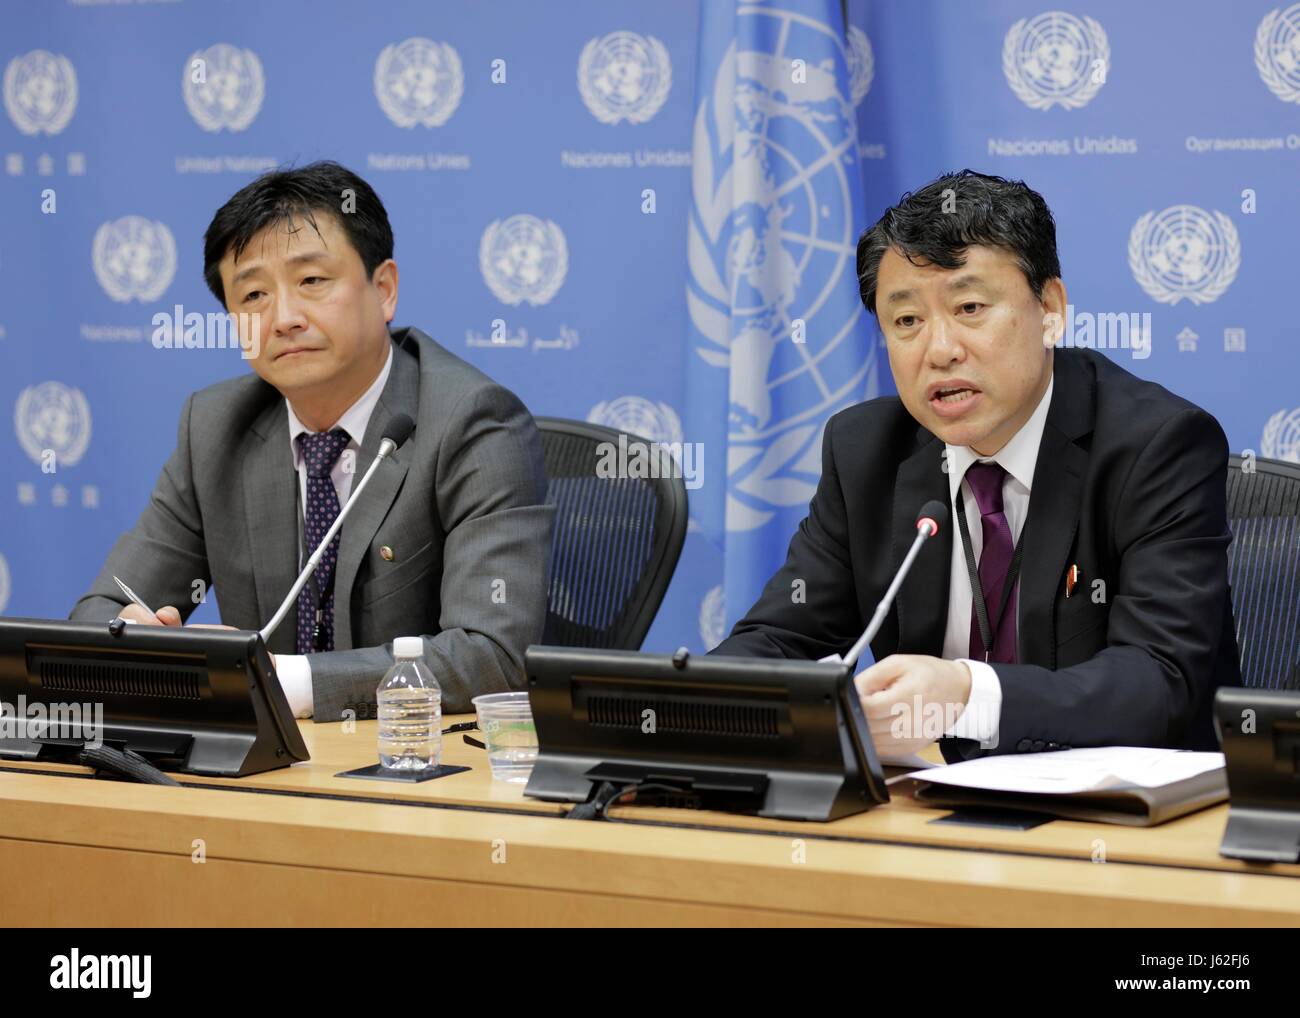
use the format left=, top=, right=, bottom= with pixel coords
left=712, top=170, right=1240, bottom=762
left=71, top=162, right=553, bottom=721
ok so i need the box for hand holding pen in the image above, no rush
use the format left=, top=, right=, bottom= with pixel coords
left=113, top=576, right=182, bottom=626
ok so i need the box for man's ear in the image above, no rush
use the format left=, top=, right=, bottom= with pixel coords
left=372, top=258, right=399, bottom=322
left=1040, top=277, right=1067, bottom=347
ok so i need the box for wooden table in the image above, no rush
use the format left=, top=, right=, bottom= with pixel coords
left=1, top=716, right=1297, bottom=926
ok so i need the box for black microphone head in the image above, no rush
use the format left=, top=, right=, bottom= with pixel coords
left=381, top=413, right=415, bottom=449
left=916, top=499, right=949, bottom=536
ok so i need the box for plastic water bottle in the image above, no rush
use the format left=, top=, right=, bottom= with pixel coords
left=377, top=637, right=441, bottom=771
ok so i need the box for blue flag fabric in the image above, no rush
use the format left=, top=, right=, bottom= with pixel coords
left=685, top=0, right=888, bottom=641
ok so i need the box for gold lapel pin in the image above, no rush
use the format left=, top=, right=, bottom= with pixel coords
left=1065, top=563, right=1080, bottom=598
left=380, top=545, right=394, bottom=562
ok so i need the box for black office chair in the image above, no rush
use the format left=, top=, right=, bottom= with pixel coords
left=1226, top=454, right=1300, bottom=689
left=536, top=417, right=688, bottom=650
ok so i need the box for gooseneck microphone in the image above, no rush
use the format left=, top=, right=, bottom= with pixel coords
left=258, top=413, right=416, bottom=644
left=834, top=500, right=949, bottom=669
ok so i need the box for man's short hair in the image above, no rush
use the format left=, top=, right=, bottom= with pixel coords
left=203, top=160, right=394, bottom=306
left=856, top=169, right=1061, bottom=315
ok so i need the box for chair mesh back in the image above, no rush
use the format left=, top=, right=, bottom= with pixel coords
left=538, top=419, right=688, bottom=651
left=1226, top=456, right=1300, bottom=689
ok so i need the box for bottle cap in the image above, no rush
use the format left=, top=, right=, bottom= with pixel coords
left=393, top=636, right=424, bottom=660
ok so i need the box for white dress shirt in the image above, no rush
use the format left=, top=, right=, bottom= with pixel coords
left=274, top=343, right=394, bottom=719
left=939, top=375, right=1054, bottom=747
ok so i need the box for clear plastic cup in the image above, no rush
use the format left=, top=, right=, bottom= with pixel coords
left=471, top=691, right=538, bottom=783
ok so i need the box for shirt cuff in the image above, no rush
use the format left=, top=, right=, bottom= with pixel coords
left=272, top=654, right=315, bottom=719
left=945, top=658, right=1002, bottom=745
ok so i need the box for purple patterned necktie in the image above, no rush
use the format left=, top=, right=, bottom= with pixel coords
left=295, top=428, right=351, bottom=655
left=964, top=461, right=1019, bottom=664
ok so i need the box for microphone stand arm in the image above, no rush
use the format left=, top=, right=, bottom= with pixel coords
left=836, top=521, right=936, bottom=670
left=258, top=439, right=396, bottom=644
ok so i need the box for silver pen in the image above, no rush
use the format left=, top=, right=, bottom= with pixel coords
left=113, top=575, right=155, bottom=616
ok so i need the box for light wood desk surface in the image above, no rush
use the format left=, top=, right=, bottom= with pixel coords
left=0, top=716, right=1296, bottom=926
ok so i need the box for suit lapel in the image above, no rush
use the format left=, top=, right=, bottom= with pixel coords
left=1017, top=352, right=1094, bottom=667
left=332, top=336, right=420, bottom=649
left=891, top=431, right=952, bottom=657
left=244, top=400, right=301, bottom=655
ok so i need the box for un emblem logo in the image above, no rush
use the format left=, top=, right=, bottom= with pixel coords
left=587, top=397, right=684, bottom=446
left=3, top=49, right=77, bottom=135
left=699, top=585, right=727, bottom=651
left=374, top=37, right=464, bottom=128
left=1256, top=4, right=1300, bottom=104
left=0, top=552, right=9, bottom=616
left=1128, top=205, right=1241, bottom=306
left=1003, top=11, right=1109, bottom=110
left=14, top=381, right=92, bottom=468
left=846, top=26, right=875, bottom=105
left=1263, top=408, right=1300, bottom=463
left=689, top=9, right=877, bottom=532
left=578, top=31, right=671, bottom=124
left=92, top=216, right=177, bottom=303
left=182, top=44, right=264, bottom=132
left=479, top=215, right=568, bottom=306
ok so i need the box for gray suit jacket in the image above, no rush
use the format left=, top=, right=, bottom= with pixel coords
left=70, top=326, right=553, bottom=721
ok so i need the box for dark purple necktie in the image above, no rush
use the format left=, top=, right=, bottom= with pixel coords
left=295, top=428, right=351, bottom=655
left=964, top=461, right=1019, bottom=664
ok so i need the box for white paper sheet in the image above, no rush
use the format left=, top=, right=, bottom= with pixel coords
left=904, top=746, right=1225, bottom=794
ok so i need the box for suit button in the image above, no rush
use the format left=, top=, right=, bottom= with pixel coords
left=1031, top=739, right=1046, bottom=752
left=1046, top=741, right=1060, bottom=750
left=1016, top=738, right=1032, bottom=752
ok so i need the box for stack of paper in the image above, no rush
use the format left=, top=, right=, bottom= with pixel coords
left=906, top=747, right=1224, bottom=793
left=905, top=747, right=1228, bottom=826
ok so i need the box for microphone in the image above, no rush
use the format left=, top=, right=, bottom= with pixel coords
left=258, top=413, right=416, bottom=644
left=833, top=499, right=949, bottom=669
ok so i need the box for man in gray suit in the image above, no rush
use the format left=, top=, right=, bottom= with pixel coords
left=70, top=162, right=553, bottom=721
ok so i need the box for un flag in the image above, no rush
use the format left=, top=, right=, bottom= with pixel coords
left=685, top=0, right=888, bottom=639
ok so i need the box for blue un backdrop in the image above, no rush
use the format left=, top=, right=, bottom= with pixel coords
left=2, top=0, right=1298, bottom=654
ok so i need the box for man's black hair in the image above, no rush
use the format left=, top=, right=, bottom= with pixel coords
left=203, top=160, right=394, bottom=306
left=856, top=169, right=1061, bottom=315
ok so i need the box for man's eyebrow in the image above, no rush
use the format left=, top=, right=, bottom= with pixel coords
left=882, top=273, right=996, bottom=307
left=230, top=251, right=330, bottom=288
